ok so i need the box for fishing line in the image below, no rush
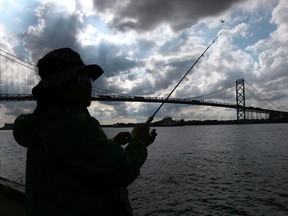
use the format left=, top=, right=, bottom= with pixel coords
left=146, top=28, right=227, bottom=124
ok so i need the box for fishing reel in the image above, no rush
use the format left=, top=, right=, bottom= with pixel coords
left=145, top=128, right=157, bottom=147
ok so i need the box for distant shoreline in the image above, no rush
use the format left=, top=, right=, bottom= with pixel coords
left=111, top=119, right=288, bottom=127
left=1, top=119, right=288, bottom=130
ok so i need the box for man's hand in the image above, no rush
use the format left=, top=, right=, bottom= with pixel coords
left=113, top=132, right=132, bottom=146
left=131, top=125, right=150, bottom=143
left=132, top=126, right=157, bottom=146
left=147, top=129, right=157, bottom=146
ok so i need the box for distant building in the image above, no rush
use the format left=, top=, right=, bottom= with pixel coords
left=0, top=123, right=13, bottom=130
left=154, top=116, right=177, bottom=126
left=161, top=116, right=175, bottom=125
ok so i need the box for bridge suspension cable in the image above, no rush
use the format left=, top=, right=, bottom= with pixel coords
left=245, top=81, right=281, bottom=111
left=0, top=48, right=35, bottom=70
left=191, top=81, right=235, bottom=105
left=0, top=48, right=38, bottom=96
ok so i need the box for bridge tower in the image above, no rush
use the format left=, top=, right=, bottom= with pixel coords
left=236, top=79, right=246, bottom=120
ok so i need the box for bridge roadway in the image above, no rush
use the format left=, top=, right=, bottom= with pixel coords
left=1, top=94, right=287, bottom=117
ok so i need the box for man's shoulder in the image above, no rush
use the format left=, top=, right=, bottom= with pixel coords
left=56, top=108, right=100, bottom=129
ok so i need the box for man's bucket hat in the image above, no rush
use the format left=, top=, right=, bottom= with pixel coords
left=32, top=48, right=103, bottom=98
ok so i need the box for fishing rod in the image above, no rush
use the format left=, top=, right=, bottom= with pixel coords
left=146, top=28, right=227, bottom=124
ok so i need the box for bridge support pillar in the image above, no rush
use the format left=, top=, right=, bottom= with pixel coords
left=236, top=79, right=246, bottom=120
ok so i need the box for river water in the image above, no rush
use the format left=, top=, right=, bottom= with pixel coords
left=0, top=124, right=288, bottom=216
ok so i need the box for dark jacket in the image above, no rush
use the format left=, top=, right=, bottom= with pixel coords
left=13, top=106, right=147, bottom=216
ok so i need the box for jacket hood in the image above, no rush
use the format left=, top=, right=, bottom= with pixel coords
left=13, top=114, right=44, bottom=148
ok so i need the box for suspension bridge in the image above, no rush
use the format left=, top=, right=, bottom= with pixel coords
left=0, top=48, right=287, bottom=121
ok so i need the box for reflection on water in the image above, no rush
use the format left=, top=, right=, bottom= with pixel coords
left=1, top=124, right=288, bottom=215
left=0, top=133, right=26, bottom=184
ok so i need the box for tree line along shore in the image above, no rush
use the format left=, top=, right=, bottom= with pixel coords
left=1, top=116, right=288, bottom=130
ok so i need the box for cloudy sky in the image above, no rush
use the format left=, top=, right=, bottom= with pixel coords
left=0, top=0, right=287, bottom=125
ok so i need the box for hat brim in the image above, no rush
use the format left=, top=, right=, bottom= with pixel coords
left=35, top=64, right=103, bottom=88
left=82, top=64, right=104, bottom=81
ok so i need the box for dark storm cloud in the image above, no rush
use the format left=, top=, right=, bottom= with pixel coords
left=81, top=43, right=139, bottom=77
left=20, top=5, right=140, bottom=97
left=21, top=2, right=141, bottom=80
left=22, top=3, right=85, bottom=63
left=92, top=0, right=247, bottom=32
